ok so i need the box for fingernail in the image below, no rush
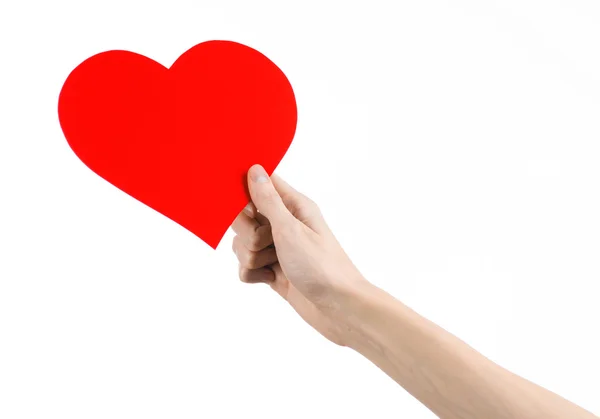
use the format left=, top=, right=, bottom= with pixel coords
left=250, top=165, right=268, bottom=183
left=243, top=203, right=253, bottom=216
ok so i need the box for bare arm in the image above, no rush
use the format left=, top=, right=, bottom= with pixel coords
left=336, top=281, right=596, bottom=419
left=231, top=165, right=597, bottom=419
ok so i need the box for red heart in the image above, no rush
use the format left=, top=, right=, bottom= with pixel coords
left=58, top=40, right=297, bottom=249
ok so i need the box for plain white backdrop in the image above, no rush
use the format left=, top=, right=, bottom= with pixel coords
left=1, top=1, right=599, bottom=417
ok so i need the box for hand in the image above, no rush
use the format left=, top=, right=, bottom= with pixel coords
left=231, top=167, right=597, bottom=419
left=231, top=164, right=367, bottom=346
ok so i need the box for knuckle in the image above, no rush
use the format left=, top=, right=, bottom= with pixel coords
left=238, top=266, right=249, bottom=283
left=246, top=231, right=262, bottom=251
left=256, top=187, right=270, bottom=201
left=240, top=249, right=259, bottom=269
left=259, top=189, right=279, bottom=208
left=246, top=225, right=271, bottom=251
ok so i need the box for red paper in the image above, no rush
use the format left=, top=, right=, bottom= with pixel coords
left=58, top=40, right=297, bottom=249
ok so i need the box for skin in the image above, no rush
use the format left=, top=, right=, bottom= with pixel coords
left=231, top=164, right=597, bottom=419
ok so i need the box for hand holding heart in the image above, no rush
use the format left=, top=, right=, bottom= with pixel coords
left=232, top=165, right=368, bottom=347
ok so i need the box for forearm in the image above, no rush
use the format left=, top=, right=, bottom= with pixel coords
left=334, top=281, right=596, bottom=419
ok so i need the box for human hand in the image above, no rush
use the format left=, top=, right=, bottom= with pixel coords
left=231, top=164, right=368, bottom=346
left=231, top=171, right=598, bottom=419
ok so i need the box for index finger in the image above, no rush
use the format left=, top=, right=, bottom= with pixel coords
left=243, top=202, right=270, bottom=226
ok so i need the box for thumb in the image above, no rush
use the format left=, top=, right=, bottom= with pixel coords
left=247, top=164, right=293, bottom=227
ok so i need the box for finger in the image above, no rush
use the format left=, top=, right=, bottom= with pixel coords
left=254, top=211, right=270, bottom=226
left=247, top=164, right=294, bottom=228
left=268, top=263, right=290, bottom=299
left=242, top=202, right=257, bottom=218
left=239, top=266, right=275, bottom=284
left=231, top=212, right=273, bottom=251
left=271, top=174, right=329, bottom=234
left=270, top=173, right=300, bottom=200
left=233, top=235, right=279, bottom=269
left=242, top=201, right=270, bottom=227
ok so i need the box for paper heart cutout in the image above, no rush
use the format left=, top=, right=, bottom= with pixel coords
left=58, top=40, right=297, bottom=249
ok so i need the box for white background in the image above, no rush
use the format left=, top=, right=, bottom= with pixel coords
left=1, top=1, right=599, bottom=417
